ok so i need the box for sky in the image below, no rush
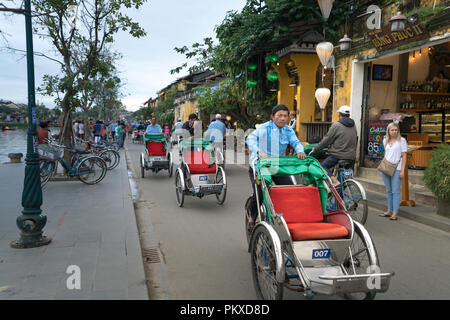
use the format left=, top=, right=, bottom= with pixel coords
left=0, top=0, right=246, bottom=112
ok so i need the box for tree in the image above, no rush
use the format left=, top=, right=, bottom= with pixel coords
left=33, top=0, right=147, bottom=163
left=154, top=86, right=175, bottom=127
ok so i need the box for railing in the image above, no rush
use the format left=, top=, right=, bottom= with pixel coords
left=301, top=122, right=332, bottom=143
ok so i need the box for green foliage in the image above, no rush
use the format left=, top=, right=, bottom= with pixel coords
left=154, top=86, right=176, bottom=126
left=423, top=144, right=450, bottom=200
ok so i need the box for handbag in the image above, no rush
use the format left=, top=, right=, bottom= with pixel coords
left=377, top=157, right=399, bottom=177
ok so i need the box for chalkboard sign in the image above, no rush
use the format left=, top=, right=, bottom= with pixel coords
left=367, top=120, right=392, bottom=158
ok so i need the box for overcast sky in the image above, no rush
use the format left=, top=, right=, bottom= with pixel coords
left=0, top=0, right=246, bottom=112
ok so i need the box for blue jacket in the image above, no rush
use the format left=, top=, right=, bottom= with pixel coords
left=246, top=120, right=305, bottom=165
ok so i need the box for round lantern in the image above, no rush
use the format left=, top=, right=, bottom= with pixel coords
left=267, top=72, right=279, bottom=82
left=247, top=79, right=258, bottom=87
left=268, top=53, right=279, bottom=63
left=248, top=63, right=257, bottom=71
left=316, top=42, right=334, bottom=67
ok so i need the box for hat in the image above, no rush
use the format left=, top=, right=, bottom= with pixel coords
left=215, top=114, right=222, bottom=119
left=337, top=105, right=351, bottom=115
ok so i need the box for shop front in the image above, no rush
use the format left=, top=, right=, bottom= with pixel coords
left=334, top=1, right=449, bottom=170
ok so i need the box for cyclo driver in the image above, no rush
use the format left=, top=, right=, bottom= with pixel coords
left=246, top=104, right=306, bottom=228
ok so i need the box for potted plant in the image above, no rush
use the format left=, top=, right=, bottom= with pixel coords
left=423, top=144, right=450, bottom=217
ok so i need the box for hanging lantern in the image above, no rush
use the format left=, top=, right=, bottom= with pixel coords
left=390, top=12, right=407, bottom=33
left=338, top=34, right=352, bottom=51
left=248, top=63, right=257, bottom=71
left=317, top=0, right=335, bottom=20
left=247, top=79, right=258, bottom=87
left=226, top=115, right=232, bottom=121
left=316, top=42, right=334, bottom=67
left=268, top=53, right=279, bottom=63
left=267, top=72, right=278, bottom=82
left=315, top=88, right=331, bottom=109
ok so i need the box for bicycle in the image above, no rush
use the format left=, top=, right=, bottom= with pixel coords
left=38, top=140, right=107, bottom=187
left=326, top=160, right=368, bottom=225
left=74, top=137, right=120, bottom=170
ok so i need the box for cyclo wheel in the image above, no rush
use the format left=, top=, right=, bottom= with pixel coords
left=342, top=222, right=378, bottom=300
left=77, top=156, right=107, bottom=185
left=250, top=224, right=284, bottom=300
left=99, top=149, right=120, bottom=170
left=215, top=166, right=226, bottom=205
left=40, top=159, right=55, bottom=187
left=244, top=196, right=253, bottom=246
left=175, top=169, right=184, bottom=207
left=342, top=179, right=368, bottom=225
left=168, top=153, right=173, bottom=177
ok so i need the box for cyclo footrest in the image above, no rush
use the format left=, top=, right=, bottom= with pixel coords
left=318, top=272, right=394, bottom=294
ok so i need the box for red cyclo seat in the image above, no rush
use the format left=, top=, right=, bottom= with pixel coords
left=146, top=141, right=166, bottom=156
left=184, top=151, right=216, bottom=174
left=269, top=186, right=349, bottom=241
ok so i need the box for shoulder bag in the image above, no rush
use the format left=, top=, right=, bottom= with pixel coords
left=377, top=157, right=399, bottom=177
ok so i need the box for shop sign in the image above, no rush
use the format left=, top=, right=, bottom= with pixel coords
left=367, top=120, right=392, bottom=158
left=368, top=17, right=429, bottom=52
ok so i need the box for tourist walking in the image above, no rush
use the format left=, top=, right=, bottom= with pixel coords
left=378, top=122, right=407, bottom=221
left=93, top=120, right=102, bottom=143
left=117, top=121, right=125, bottom=148
left=78, top=120, right=85, bottom=140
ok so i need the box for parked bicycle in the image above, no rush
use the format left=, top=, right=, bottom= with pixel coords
left=38, top=140, right=107, bottom=187
left=74, top=137, right=120, bottom=170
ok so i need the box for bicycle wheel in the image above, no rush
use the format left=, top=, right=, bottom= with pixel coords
left=40, top=159, right=55, bottom=187
left=99, top=149, right=120, bottom=170
left=342, top=223, right=378, bottom=300
left=250, top=224, right=283, bottom=300
left=342, top=179, right=368, bottom=225
left=76, top=156, right=107, bottom=185
left=175, top=169, right=184, bottom=207
left=215, top=166, right=227, bottom=205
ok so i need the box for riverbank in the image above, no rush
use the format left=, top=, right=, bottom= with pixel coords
left=0, top=150, right=148, bottom=299
left=0, top=122, right=27, bottom=128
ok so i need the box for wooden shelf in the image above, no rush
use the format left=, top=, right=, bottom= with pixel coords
left=400, top=91, right=450, bottom=96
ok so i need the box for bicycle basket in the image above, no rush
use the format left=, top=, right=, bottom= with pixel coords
left=37, top=144, right=62, bottom=160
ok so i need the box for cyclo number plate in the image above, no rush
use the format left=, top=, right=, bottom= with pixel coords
left=199, top=176, right=208, bottom=182
left=312, top=249, right=331, bottom=259
left=343, top=170, right=353, bottom=178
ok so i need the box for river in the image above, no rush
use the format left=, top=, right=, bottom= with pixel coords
left=0, top=127, right=59, bottom=163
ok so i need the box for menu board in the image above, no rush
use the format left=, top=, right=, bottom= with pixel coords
left=367, top=120, right=392, bottom=158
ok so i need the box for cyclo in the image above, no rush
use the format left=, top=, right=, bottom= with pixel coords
left=246, top=155, right=394, bottom=300
left=140, top=133, right=173, bottom=178
left=174, top=138, right=226, bottom=207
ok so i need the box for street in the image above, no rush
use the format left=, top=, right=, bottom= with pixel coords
left=126, top=141, right=450, bottom=300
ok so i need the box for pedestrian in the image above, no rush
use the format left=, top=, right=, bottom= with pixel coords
left=74, top=119, right=80, bottom=138
left=93, top=120, right=102, bottom=143
left=110, top=120, right=117, bottom=141
left=116, top=121, right=125, bottom=148
left=378, top=122, right=407, bottom=221
left=78, top=120, right=85, bottom=140
left=37, top=121, right=50, bottom=144
left=288, top=112, right=296, bottom=129
left=100, top=121, right=106, bottom=142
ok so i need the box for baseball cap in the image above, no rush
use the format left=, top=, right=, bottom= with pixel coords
left=215, top=114, right=222, bottom=119
left=337, top=105, right=351, bottom=115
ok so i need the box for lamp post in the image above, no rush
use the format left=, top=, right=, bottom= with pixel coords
left=11, top=0, right=51, bottom=249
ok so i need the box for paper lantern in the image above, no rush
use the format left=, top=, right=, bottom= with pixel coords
left=268, top=53, right=279, bottom=63
left=315, top=88, right=331, bottom=109
left=267, top=72, right=278, bottom=82
left=316, top=42, right=334, bottom=67
left=248, top=63, right=257, bottom=71
left=317, top=0, right=335, bottom=20
left=247, top=80, right=258, bottom=87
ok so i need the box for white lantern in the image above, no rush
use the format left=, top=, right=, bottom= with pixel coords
left=316, top=42, right=334, bottom=67
left=315, top=88, right=331, bottom=109
left=317, top=0, right=335, bottom=20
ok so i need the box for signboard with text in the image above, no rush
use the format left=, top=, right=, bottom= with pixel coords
left=367, top=120, right=392, bottom=159
left=368, top=16, right=429, bottom=52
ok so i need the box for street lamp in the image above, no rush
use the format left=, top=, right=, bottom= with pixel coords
left=11, top=0, right=51, bottom=249
left=338, top=34, right=352, bottom=51
left=317, top=0, right=335, bottom=20
left=390, top=12, right=407, bottom=33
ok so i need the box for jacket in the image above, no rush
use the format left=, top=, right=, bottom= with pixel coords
left=315, top=117, right=357, bottom=160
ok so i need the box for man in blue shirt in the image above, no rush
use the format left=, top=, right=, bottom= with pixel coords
left=145, top=116, right=162, bottom=135
left=205, top=114, right=226, bottom=143
left=246, top=104, right=306, bottom=227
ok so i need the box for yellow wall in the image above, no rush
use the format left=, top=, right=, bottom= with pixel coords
left=275, top=53, right=320, bottom=141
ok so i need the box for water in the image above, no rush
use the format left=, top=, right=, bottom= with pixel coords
left=0, top=128, right=27, bottom=163
left=0, top=127, right=60, bottom=163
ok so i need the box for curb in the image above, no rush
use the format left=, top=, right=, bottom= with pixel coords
left=124, top=145, right=171, bottom=299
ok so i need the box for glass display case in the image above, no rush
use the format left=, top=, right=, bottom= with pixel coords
left=419, top=111, right=448, bottom=143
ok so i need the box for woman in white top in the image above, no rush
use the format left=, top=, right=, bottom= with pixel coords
left=379, top=122, right=407, bottom=220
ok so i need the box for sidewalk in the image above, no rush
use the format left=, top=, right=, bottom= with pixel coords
left=0, top=150, right=148, bottom=300
left=366, top=190, right=450, bottom=233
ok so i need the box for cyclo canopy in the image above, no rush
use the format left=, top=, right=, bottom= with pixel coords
left=256, top=156, right=329, bottom=214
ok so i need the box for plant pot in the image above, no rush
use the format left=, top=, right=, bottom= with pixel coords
left=437, top=199, right=450, bottom=218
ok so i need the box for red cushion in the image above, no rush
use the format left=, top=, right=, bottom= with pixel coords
left=288, top=223, right=349, bottom=241
left=184, top=151, right=216, bottom=174
left=147, top=141, right=166, bottom=156
left=269, top=186, right=324, bottom=224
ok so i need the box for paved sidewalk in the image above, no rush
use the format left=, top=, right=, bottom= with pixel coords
left=0, top=150, right=148, bottom=299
